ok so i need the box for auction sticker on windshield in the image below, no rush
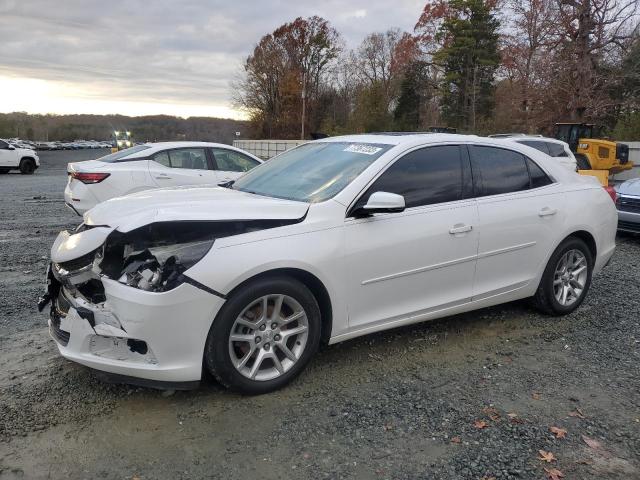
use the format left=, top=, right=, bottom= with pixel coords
left=343, top=144, right=383, bottom=155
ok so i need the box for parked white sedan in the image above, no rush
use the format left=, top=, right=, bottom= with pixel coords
left=42, top=134, right=617, bottom=394
left=64, top=142, right=262, bottom=214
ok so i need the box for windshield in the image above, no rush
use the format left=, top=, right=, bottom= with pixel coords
left=98, top=145, right=150, bottom=163
left=232, top=142, right=392, bottom=203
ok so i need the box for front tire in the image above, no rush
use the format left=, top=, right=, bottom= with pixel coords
left=204, top=276, right=321, bottom=394
left=532, top=237, right=593, bottom=315
left=19, top=158, right=36, bottom=174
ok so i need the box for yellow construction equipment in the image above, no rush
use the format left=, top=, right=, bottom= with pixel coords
left=111, top=130, right=133, bottom=153
left=554, top=123, right=632, bottom=186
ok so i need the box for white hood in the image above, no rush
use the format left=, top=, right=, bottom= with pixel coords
left=83, top=185, right=309, bottom=232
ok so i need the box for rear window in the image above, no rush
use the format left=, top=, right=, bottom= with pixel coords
left=546, top=142, right=568, bottom=157
left=518, top=140, right=550, bottom=155
left=97, top=145, right=151, bottom=163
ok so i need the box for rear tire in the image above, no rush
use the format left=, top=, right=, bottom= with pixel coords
left=575, top=154, right=591, bottom=170
left=532, top=237, right=593, bottom=315
left=204, top=276, right=321, bottom=395
left=19, top=158, right=35, bottom=175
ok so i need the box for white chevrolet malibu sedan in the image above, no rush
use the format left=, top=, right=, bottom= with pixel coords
left=64, top=142, right=262, bottom=215
left=40, top=134, right=617, bottom=394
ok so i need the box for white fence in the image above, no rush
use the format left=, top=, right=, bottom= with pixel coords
left=233, top=140, right=307, bottom=160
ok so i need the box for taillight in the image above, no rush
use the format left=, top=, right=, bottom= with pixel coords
left=70, top=172, right=110, bottom=184
left=604, top=185, right=617, bottom=203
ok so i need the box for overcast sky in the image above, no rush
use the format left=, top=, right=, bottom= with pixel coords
left=0, top=0, right=425, bottom=119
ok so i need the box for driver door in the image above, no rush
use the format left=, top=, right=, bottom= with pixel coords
left=344, top=145, right=479, bottom=329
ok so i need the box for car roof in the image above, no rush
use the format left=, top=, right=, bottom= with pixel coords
left=122, top=141, right=262, bottom=161
left=313, top=133, right=575, bottom=151
left=509, top=136, right=567, bottom=145
left=315, top=133, right=482, bottom=147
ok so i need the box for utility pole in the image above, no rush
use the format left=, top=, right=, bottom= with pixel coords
left=301, top=71, right=306, bottom=140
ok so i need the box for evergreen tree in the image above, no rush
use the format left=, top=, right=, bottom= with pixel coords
left=393, top=61, right=429, bottom=131
left=435, top=0, right=500, bottom=131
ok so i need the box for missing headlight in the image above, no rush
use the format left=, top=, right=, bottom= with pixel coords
left=117, top=240, right=213, bottom=292
left=100, top=220, right=297, bottom=293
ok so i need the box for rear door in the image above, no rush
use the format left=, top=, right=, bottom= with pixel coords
left=210, top=147, right=261, bottom=183
left=149, top=148, right=218, bottom=187
left=469, top=145, right=565, bottom=299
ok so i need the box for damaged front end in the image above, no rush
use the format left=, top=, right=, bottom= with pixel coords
left=39, top=219, right=297, bottom=351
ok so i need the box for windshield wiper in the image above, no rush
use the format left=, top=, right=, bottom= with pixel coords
left=218, top=180, right=235, bottom=189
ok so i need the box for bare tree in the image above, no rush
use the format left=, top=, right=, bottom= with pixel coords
left=502, top=0, right=558, bottom=130
left=556, top=0, right=639, bottom=120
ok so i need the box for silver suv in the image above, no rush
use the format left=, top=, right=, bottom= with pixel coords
left=616, top=178, right=640, bottom=233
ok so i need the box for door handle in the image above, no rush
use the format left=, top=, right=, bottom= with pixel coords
left=538, top=207, right=557, bottom=217
left=155, top=174, right=171, bottom=180
left=449, top=224, right=473, bottom=235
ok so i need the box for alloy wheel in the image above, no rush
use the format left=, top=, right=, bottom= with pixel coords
left=228, top=294, right=309, bottom=381
left=553, top=249, right=588, bottom=307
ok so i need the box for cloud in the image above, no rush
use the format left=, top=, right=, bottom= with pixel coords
left=0, top=0, right=424, bottom=116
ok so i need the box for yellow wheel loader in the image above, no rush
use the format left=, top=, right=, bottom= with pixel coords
left=554, top=123, right=632, bottom=186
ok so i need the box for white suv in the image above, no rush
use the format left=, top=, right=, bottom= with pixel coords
left=64, top=142, right=262, bottom=215
left=0, top=139, right=40, bottom=174
left=503, top=136, right=577, bottom=172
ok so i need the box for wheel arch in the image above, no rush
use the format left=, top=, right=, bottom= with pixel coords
left=20, top=156, right=36, bottom=164
left=224, top=267, right=333, bottom=345
left=532, top=227, right=598, bottom=291
left=565, top=229, right=597, bottom=259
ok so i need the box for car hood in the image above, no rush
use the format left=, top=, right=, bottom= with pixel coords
left=83, top=185, right=310, bottom=232
left=17, top=147, right=36, bottom=156
left=616, top=178, right=640, bottom=196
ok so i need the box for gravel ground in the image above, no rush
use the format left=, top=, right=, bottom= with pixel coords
left=1, top=151, right=639, bottom=480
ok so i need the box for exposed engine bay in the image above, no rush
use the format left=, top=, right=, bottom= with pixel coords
left=40, top=218, right=300, bottom=311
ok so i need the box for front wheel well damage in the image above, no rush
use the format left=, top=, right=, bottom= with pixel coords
left=227, top=268, right=333, bottom=345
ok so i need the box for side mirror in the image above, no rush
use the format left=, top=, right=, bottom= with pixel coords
left=7, top=144, right=15, bottom=150
left=353, top=191, right=405, bottom=217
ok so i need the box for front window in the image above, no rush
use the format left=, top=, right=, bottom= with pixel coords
left=211, top=148, right=259, bottom=172
left=232, top=142, right=392, bottom=203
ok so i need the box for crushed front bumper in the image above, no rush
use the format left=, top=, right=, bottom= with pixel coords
left=42, top=265, right=225, bottom=385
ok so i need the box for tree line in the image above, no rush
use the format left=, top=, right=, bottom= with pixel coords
left=234, top=0, right=640, bottom=139
left=0, top=113, right=247, bottom=144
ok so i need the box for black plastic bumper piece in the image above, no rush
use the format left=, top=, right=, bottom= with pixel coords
left=92, top=371, right=200, bottom=391
left=618, top=220, right=640, bottom=233
left=50, top=313, right=70, bottom=346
